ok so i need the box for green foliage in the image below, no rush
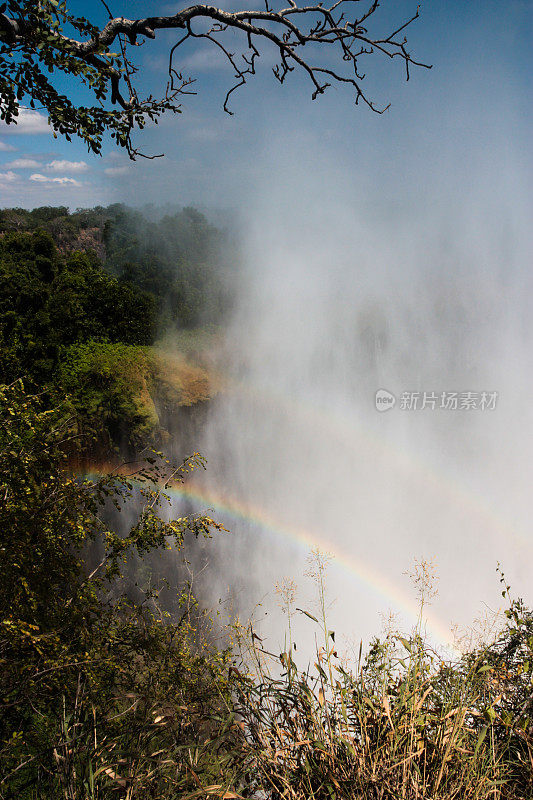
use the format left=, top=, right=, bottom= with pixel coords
left=0, top=381, right=239, bottom=799
left=56, top=341, right=160, bottom=456
left=0, top=203, right=236, bottom=333
left=55, top=340, right=214, bottom=457
left=0, top=2, right=179, bottom=155
left=0, top=205, right=108, bottom=240
left=104, top=204, right=235, bottom=329
left=0, top=205, right=228, bottom=455
left=0, top=228, right=157, bottom=385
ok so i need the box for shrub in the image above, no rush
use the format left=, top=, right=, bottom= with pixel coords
left=0, top=381, right=240, bottom=799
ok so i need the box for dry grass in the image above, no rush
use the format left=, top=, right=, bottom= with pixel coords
left=227, top=561, right=533, bottom=799
left=150, top=349, right=215, bottom=407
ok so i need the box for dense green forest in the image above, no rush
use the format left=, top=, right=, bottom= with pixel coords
left=0, top=205, right=230, bottom=456
left=0, top=203, right=234, bottom=336
left=1, top=206, right=531, bottom=799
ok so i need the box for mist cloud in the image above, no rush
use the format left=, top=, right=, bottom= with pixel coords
left=180, top=114, right=532, bottom=657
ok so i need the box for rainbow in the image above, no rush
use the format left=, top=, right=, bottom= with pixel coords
left=81, top=367, right=525, bottom=660
left=165, top=481, right=461, bottom=655
left=85, top=466, right=461, bottom=656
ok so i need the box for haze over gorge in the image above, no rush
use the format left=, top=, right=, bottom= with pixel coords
left=182, top=157, right=532, bottom=655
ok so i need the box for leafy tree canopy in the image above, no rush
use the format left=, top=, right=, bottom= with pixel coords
left=0, top=227, right=158, bottom=385
left=0, top=205, right=229, bottom=456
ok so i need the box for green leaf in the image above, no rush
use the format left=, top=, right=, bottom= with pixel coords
left=474, top=725, right=489, bottom=758
left=296, top=608, right=319, bottom=624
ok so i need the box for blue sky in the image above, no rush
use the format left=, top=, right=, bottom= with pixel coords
left=0, top=0, right=530, bottom=210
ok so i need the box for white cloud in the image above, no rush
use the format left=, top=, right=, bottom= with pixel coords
left=179, top=48, right=233, bottom=73
left=0, top=140, right=16, bottom=151
left=29, top=173, right=81, bottom=186
left=185, top=126, right=224, bottom=143
left=4, top=158, right=41, bottom=169
left=104, top=166, right=130, bottom=176
left=46, top=159, right=88, bottom=173
left=0, top=171, right=19, bottom=183
left=0, top=109, right=50, bottom=135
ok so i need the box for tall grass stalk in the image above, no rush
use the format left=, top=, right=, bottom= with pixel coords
left=230, top=562, right=532, bottom=799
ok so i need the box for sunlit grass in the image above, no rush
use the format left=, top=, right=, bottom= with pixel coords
left=226, top=560, right=533, bottom=799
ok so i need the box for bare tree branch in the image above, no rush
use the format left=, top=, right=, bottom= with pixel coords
left=0, top=1, right=430, bottom=156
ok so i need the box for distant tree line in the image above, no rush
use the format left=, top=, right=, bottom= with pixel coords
left=0, top=204, right=235, bottom=387
left=103, top=204, right=234, bottom=329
